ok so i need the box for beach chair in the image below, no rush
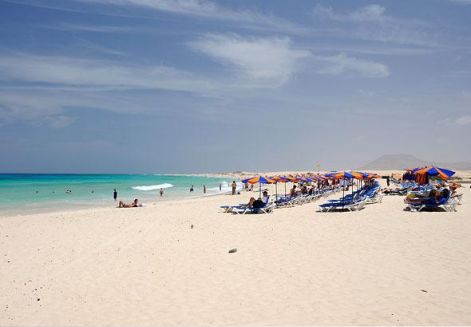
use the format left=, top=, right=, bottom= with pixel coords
left=275, top=196, right=295, bottom=208
left=451, top=193, right=463, bottom=205
left=232, top=202, right=275, bottom=214
left=406, top=190, right=456, bottom=212
left=220, top=203, right=248, bottom=213
left=318, top=199, right=366, bottom=212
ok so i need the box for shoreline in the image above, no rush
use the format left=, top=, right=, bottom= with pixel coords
left=0, top=189, right=237, bottom=218
left=2, top=169, right=470, bottom=217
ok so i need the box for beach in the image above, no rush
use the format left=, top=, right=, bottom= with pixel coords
left=1, top=172, right=471, bottom=325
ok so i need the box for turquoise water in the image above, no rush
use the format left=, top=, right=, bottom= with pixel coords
left=0, top=174, right=233, bottom=215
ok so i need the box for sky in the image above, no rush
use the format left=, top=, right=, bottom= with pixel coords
left=0, top=0, right=470, bottom=173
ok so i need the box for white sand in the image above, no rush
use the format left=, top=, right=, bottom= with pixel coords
left=1, top=176, right=471, bottom=325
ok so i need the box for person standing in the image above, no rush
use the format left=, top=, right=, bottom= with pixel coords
left=219, top=184, right=222, bottom=191
left=231, top=181, right=237, bottom=195
left=113, top=189, right=117, bottom=201
left=190, top=185, right=194, bottom=192
left=160, top=188, right=164, bottom=197
left=386, top=176, right=390, bottom=187
left=203, top=185, right=206, bottom=194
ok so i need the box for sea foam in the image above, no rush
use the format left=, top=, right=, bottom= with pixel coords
left=132, top=183, right=174, bottom=191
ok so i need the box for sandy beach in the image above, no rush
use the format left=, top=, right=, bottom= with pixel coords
left=1, top=172, right=471, bottom=325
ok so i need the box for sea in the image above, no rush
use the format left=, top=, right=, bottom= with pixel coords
left=0, top=174, right=237, bottom=215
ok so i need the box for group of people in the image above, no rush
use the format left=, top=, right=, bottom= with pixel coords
left=403, top=182, right=461, bottom=205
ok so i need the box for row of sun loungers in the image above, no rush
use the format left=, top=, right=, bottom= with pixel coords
left=318, top=183, right=382, bottom=212
left=220, top=187, right=343, bottom=214
left=274, top=187, right=341, bottom=208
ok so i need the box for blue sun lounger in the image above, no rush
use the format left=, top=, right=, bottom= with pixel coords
left=406, top=190, right=456, bottom=212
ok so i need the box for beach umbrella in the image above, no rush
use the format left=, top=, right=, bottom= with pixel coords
left=415, top=166, right=455, bottom=180
left=271, top=175, right=290, bottom=198
left=245, top=175, right=275, bottom=197
left=326, top=171, right=363, bottom=200
left=297, top=176, right=313, bottom=183
left=350, top=171, right=369, bottom=190
left=326, top=171, right=363, bottom=180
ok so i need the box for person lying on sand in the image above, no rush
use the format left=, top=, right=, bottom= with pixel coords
left=118, top=198, right=139, bottom=208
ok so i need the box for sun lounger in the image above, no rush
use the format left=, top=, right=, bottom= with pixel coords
left=451, top=193, right=463, bottom=205
left=406, top=191, right=456, bottom=212
left=319, top=199, right=366, bottom=212
left=232, top=202, right=275, bottom=214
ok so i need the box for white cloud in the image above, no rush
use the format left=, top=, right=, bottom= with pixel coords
left=188, top=34, right=310, bottom=86
left=455, top=115, right=471, bottom=125
left=0, top=54, right=215, bottom=93
left=313, top=4, right=386, bottom=23
left=312, top=4, right=435, bottom=47
left=46, top=23, right=129, bottom=33
left=75, top=0, right=304, bottom=33
left=0, top=91, right=76, bottom=127
left=312, top=53, right=390, bottom=78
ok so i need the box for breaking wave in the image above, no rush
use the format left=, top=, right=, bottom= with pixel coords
left=132, top=183, right=174, bottom=191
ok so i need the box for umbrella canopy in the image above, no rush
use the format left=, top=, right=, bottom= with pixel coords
left=271, top=175, right=291, bottom=198
left=271, top=175, right=289, bottom=183
left=416, top=166, right=455, bottom=179
left=245, top=176, right=275, bottom=184
left=243, top=175, right=275, bottom=198
left=326, top=171, right=363, bottom=180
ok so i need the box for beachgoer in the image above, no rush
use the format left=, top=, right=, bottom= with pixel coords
left=203, top=185, right=206, bottom=194
left=118, top=198, right=139, bottom=208
left=231, top=181, right=237, bottom=195
left=386, top=176, right=390, bottom=187
left=160, top=188, right=164, bottom=197
left=290, top=185, right=297, bottom=197
left=219, top=184, right=222, bottom=191
left=248, top=191, right=268, bottom=209
left=113, top=189, right=117, bottom=201
left=261, top=190, right=269, bottom=204
left=190, top=185, right=194, bottom=192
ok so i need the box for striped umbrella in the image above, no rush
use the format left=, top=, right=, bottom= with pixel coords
left=416, top=166, right=455, bottom=180
left=244, top=175, right=275, bottom=197
left=271, top=176, right=289, bottom=199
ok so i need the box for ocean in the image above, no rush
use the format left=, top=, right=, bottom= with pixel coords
left=0, top=174, right=235, bottom=215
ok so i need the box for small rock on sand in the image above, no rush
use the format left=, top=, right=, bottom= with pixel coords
left=228, top=248, right=237, bottom=253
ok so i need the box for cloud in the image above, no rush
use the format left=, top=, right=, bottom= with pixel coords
left=313, top=4, right=386, bottom=23
left=188, top=34, right=310, bottom=86
left=0, top=91, right=76, bottom=127
left=312, top=4, right=435, bottom=47
left=74, top=0, right=304, bottom=33
left=45, top=22, right=129, bottom=33
left=312, top=53, right=390, bottom=78
left=455, top=115, right=471, bottom=125
left=0, top=54, right=215, bottom=93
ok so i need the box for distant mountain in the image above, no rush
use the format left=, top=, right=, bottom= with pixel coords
left=360, top=154, right=471, bottom=170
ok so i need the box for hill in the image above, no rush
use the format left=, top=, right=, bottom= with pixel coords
left=360, top=154, right=471, bottom=170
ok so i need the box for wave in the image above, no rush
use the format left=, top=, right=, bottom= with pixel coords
left=132, top=183, right=174, bottom=191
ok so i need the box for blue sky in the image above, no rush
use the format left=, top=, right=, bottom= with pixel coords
left=0, top=0, right=470, bottom=173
